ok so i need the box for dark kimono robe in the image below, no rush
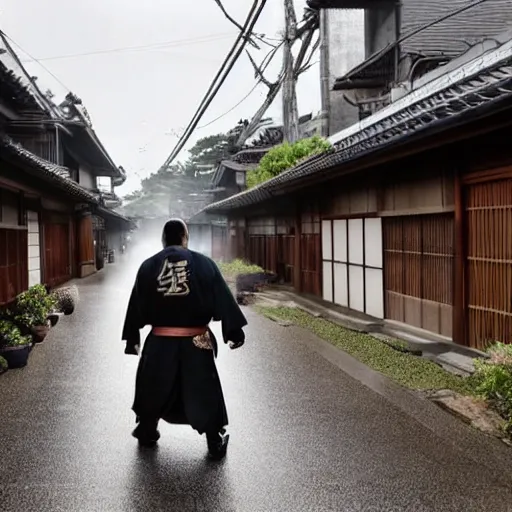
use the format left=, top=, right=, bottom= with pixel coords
left=122, top=246, right=247, bottom=435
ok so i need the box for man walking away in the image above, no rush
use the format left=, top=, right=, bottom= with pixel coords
left=122, top=218, right=247, bottom=460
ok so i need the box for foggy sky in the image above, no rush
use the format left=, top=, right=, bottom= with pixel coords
left=1, top=0, right=321, bottom=194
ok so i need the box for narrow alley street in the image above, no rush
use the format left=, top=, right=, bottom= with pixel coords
left=1, top=250, right=512, bottom=512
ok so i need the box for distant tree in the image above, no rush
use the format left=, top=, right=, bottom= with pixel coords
left=118, top=117, right=282, bottom=219
left=119, top=131, right=236, bottom=219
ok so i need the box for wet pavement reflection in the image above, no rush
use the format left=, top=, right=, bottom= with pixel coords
left=1, top=243, right=512, bottom=511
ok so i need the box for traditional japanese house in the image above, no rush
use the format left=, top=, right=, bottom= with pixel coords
left=0, top=47, right=131, bottom=304
left=203, top=136, right=274, bottom=261
left=311, top=0, right=512, bottom=132
left=186, top=211, right=227, bottom=260
left=204, top=116, right=323, bottom=261
left=0, top=135, right=95, bottom=299
left=203, top=34, right=512, bottom=350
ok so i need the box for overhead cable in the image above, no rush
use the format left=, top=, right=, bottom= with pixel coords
left=21, top=32, right=237, bottom=62
left=197, top=82, right=261, bottom=129
left=212, top=0, right=276, bottom=48
left=2, top=31, right=72, bottom=94
left=160, top=0, right=267, bottom=170
left=197, top=43, right=281, bottom=129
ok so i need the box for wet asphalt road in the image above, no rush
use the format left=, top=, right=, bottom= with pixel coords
left=1, top=243, right=512, bottom=512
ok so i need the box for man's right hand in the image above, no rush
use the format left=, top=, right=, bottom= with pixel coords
left=125, top=344, right=140, bottom=356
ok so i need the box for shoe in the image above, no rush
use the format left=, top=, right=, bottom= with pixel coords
left=206, top=429, right=229, bottom=460
left=132, top=422, right=160, bottom=447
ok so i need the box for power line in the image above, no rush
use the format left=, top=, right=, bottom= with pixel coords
left=197, top=43, right=282, bottom=129
left=20, top=32, right=237, bottom=62
left=160, top=0, right=268, bottom=170
left=162, top=0, right=264, bottom=166
left=2, top=32, right=72, bottom=93
left=0, top=30, right=68, bottom=118
left=181, top=1, right=262, bottom=132
left=197, top=82, right=261, bottom=129
left=213, top=0, right=276, bottom=48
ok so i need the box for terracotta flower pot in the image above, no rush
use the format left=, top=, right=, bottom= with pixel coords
left=31, top=324, right=50, bottom=344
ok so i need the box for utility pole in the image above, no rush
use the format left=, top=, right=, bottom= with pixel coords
left=236, top=9, right=319, bottom=148
left=319, top=8, right=330, bottom=138
left=282, top=0, right=299, bottom=143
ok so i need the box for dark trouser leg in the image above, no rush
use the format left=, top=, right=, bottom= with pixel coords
left=180, top=340, right=228, bottom=433
left=206, top=428, right=230, bottom=460
left=180, top=340, right=230, bottom=458
left=132, top=417, right=160, bottom=447
left=132, top=335, right=180, bottom=421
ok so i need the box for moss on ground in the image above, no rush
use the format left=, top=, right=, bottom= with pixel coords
left=258, top=306, right=473, bottom=394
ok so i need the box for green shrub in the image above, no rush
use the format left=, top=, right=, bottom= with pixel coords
left=12, top=284, right=57, bottom=327
left=0, top=320, right=31, bottom=347
left=217, top=259, right=265, bottom=280
left=471, top=342, right=512, bottom=434
left=246, top=136, right=332, bottom=189
left=0, top=355, right=7, bottom=371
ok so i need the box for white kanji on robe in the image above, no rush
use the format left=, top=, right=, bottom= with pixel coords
left=156, top=259, right=190, bottom=296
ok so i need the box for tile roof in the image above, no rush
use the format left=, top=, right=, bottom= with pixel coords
left=96, top=205, right=133, bottom=224
left=203, top=37, right=512, bottom=213
left=220, top=160, right=259, bottom=172
left=1, top=135, right=96, bottom=202
left=2, top=136, right=132, bottom=225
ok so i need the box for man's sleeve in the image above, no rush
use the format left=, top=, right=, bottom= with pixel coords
left=122, top=268, right=146, bottom=353
left=212, top=261, right=248, bottom=345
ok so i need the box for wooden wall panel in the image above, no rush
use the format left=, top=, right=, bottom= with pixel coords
left=77, top=213, right=95, bottom=277
left=245, top=216, right=295, bottom=284
left=43, top=213, right=71, bottom=287
left=465, top=178, right=512, bottom=350
left=381, top=170, right=454, bottom=215
left=78, top=214, right=95, bottom=264
left=383, top=214, right=454, bottom=337
left=322, top=168, right=454, bottom=219
left=323, top=187, right=378, bottom=217
left=212, top=225, right=227, bottom=261
left=301, top=207, right=321, bottom=296
left=0, top=228, right=28, bottom=305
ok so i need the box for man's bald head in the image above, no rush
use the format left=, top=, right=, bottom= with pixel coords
left=162, top=218, right=189, bottom=248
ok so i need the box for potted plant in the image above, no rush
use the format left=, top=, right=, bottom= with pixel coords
left=0, top=320, right=31, bottom=368
left=0, top=355, right=8, bottom=375
left=12, top=285, right=57, bottom=343
left=50, top=284, right=78, bottom=316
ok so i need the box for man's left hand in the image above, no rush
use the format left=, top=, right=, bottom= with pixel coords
left=229, top=340, right=244, bottom=350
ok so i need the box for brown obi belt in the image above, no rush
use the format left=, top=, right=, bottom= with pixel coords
left=152, top=326, right=208, bottom=338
